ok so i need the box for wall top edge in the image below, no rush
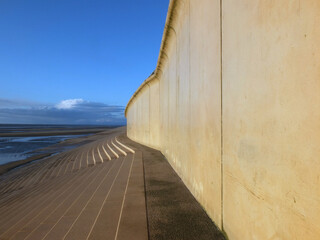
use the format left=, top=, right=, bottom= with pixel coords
left=124, top=0, right=180, bottom=117
left=124, top=73, right=156, bottom=116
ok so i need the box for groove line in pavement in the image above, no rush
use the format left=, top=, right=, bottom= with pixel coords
left=0, top=141, right=94, bottom=209
left=49, top=154, right=68, bottom=178
left=41, top=153, right=66, bottom=180
left=61, top=157, right=125, bottom=240
left=29, top=155, right=59, bottom=184
left=64, top=152, right=75, bottom=174
left=57, top=151, right=73, bottom=177
left=0, top=142, right=96, bottom=212
left=0, top=160, right=87, bottom=215
left=85, top=154, right=130, bottom=240
left=0, top=155, right=55, bottom=194
left=85, top=144, right=92, bottom=167
left=0, top=157, right=80, bottom=214
left=78, top=144, right=91, bottom=169
left=0, top=167, right=89, bottom=221
left=0, top=157, right=92, bottom=218
left=62, top=151, right=76, bottom=175
left=37, top=155, right=58, bottom=181
left=0, top=164, right=98, bottom=238
left=43, top=153, right=68, bottom=180
left=0, top=172, right=70, bottom=220
left=0, top=163, right=39, bottom=193
left=56, top=152, right=73, bottom=177
left=114, top=154, right=135, bottom=240
left=67, top=151, right=78, bottom=173
left=42, top=158, right=119, bottom=239
left=71, top=150, right=82, bottom=172
left=23, top=160, right=115, bottom=240
left=9, top=166, right=100, bottom=240
left=0, top=155, right=51, bottom=188
left=0, top=130, right=148, bottom=240
left=0, top=169, right=85, bottom=237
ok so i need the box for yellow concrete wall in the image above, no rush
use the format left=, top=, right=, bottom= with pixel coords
left=222, top=1, right=320, bottom=239
left=126, top=0, right=320, bottom=239
left=127, top=0, right=223, bottom=228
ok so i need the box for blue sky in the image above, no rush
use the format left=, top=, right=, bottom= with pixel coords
left=0, top=0, right=169, bottom=125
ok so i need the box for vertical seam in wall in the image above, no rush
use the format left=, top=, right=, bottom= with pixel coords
left=176, top=17, right=179, bottom=144
left=168, top=36, right=170, bottom=155
left=188, top=0, right=191, bottom=154
left=220, top=0, right=224, bottom=230
left=176, top=14, right=179, bottom=158
left=148, top=84, right=151, bottom=143
left=158, top=77, right=160, bottom=146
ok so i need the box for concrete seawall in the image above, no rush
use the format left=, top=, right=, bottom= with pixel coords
left=125, top=0, right=320, bottom=239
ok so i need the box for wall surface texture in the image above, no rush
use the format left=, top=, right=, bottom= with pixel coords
left=125, top=1, right=320, bottom=239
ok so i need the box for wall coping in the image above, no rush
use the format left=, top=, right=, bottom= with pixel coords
left=124, top=0, right=180, bottom=117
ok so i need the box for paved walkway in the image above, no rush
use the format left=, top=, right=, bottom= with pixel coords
left=0, top=127, right=225, bottom=240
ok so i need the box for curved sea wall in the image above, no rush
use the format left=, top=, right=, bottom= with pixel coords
left=125, top=0, right=320, bottom=239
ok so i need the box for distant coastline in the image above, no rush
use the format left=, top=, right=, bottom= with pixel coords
left=0, top=124, right=122, bottom=137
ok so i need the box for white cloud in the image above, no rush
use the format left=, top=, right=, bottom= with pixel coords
left=0, top=98, right=126, bottom=125
left=55, top=99, right=84, bottom=109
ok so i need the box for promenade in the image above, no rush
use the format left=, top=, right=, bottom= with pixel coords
left=0, top=127, right=224, bottom=240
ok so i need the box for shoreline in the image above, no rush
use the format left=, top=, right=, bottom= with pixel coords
left=0, top=152, right=53, bottom=175
left=0, top=128, right=114, bottom=137
left=0, top=127, right=119, bottom=176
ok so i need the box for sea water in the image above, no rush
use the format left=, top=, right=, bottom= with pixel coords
left=0, top=124, right=103, bottom=165
left=0, top=135, right=84, bottom=165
